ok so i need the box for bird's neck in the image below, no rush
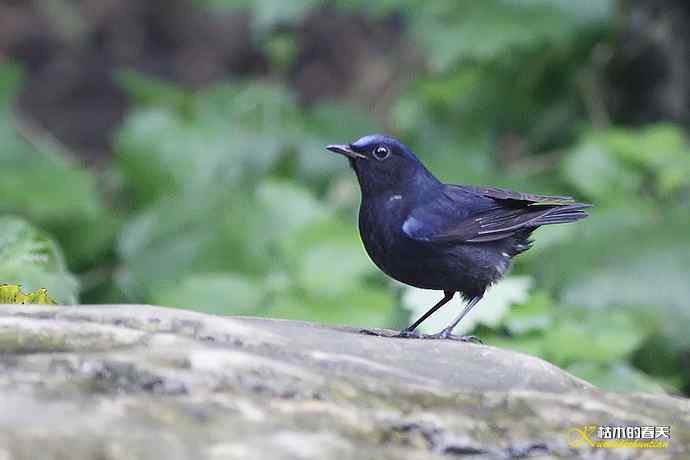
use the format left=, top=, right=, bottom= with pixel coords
left=356, top=162, right=442, bottom=201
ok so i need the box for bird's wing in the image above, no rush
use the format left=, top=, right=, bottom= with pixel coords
left=402, top=184, right=590, bottom=244
left=447, top=184, right=575, bottom=206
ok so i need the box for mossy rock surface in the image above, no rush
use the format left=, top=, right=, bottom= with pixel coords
left=0, top=304, right=687, bottom=459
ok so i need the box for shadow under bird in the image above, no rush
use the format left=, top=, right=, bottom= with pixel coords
left=327, top=134, right=591, bottom=342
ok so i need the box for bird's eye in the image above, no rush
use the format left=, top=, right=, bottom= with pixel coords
left=373, top=145, right=391, bottom=160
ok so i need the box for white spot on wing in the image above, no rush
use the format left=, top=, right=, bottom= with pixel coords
left=402, top=216, right=426, bottom=240
left=389, top=194, right=402, bottom=202
left=501, top=252, right=509, bottom=258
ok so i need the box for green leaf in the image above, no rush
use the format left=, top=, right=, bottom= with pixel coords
left=0, top=216, right=78, bottom=304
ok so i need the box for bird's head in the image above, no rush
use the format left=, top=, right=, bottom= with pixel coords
left=326, top=134, right=439, bottom=197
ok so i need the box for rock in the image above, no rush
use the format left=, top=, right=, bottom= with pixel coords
left=0, top=304, right=687, bottom=459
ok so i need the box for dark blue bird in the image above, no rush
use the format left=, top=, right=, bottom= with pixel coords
left=326, top=134, right=591, bottom=341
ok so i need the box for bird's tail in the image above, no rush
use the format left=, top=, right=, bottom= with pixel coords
left=531, top=203, right=591, bottom=226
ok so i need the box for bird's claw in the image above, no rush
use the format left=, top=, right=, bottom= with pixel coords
left=425, top=329, right=452, bottom=340
left=360, top=327, right=482, bottom=343
left=395, top=329, right=421, bottom=339
left=453, top=334, right=483, bottom=344
left=423, top=330, right=484, bottom=343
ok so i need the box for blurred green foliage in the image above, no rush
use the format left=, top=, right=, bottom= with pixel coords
left=113, top=75, right=393, bottom=325
left=1, top=0, right=689, bottom=394
left=0, top=66, right=118, bottom=270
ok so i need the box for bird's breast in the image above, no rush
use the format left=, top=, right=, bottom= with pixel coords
left=358, top=195, right=434, bottom=287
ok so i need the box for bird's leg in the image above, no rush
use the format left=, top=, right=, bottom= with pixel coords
left=394, top=290, right=455, bottom=338
left=427, top=295, right=483, bottom=342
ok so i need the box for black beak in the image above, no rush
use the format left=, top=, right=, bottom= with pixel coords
left=326, top=144, right=367, bottom=159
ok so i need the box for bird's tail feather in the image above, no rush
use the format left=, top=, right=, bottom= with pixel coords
left=532, top=203, right=591, bottom=226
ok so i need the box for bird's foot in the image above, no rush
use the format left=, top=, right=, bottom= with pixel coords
left=360, top=327, right=482, bottom=343
left=454, top=335, right=483, bottom=344
left=394, top=328, right=422, bottom=339
left=425, top=329, right=484, bottom=343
